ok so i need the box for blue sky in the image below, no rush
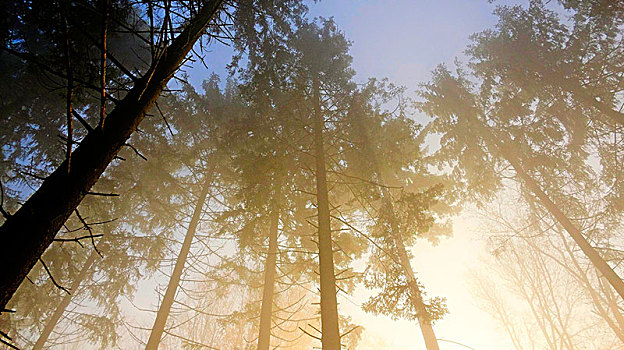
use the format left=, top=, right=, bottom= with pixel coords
left=307, top=0, right=499, bottom=86
left=186, top=0, right=506, bottom=92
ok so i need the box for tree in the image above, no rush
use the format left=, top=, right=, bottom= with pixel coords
left=341, top=82, right=452, bottom=350
left=419, top=62, right=624, bottom=300
left=0, top=0, right=310, bottom=314
left=221, top=19, right=371, bottom=349
left=142, top=74, right=246, bottom=349
left=471, top=192, right=623, bottom=349
left=465, top=0, right=624, bottom=214
left=1, top=89, right=196, bottom=348
left=293, top=20, right=357, bottom=349
left=0, top=0, right=224, bottom=313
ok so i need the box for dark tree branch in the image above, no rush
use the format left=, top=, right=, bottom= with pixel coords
left=54, top=233, right=104, bottom=243
left=124, top=143, right=148, bottom=161
left=72, top=110, right=94, bottom=132
left=84, top=191, right=120, bottom=197
left=0, top=330, right=20, bottom=350
left=340, top=325, right=360, bottom=339
left=0, top=182, right=11, bottom=219
left=74, top=209, right=103, bottom=257
left=155, top=102, right=175, bottom=137
left=17, top=171, right=46, bottom=181
left=298, top=326, right=321, bottom=341
left=39, top=259, right=70, bottom=295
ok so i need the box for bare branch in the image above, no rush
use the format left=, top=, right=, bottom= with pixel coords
left=39, top=258, right=70, bottom=295
left=155, top=101, right=175, bottom=137
left=72, top=110, right=94, bottom=133
left=75, top=209, right=103, bottom=257
left=0, top=330, right=20, bottom=350
left=298, top=326, right=321, bottom=341
left=124, top=143, right=148, bottom=161
left=84, top=191, right=120, bottom=197
left=55, top=233, right=104, bottom=243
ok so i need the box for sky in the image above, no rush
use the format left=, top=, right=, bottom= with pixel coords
left=182, top=1, right=526, bottom=349
left=307, top=0, right=495, bottom=86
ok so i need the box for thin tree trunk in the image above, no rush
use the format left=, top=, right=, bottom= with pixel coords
left=145, top=176, right=212, bottom=350
left=312, top=76, right=341, bottom=350
left=0, top=0, right=223, bottom=312
left=389, top=221, right=441, bottom=350
left=257, top=204, right=280, bottom=350
left=555, top=227, right=624, bottom=342
left=600, top=274, right=624, bottom=333
left=99, top=0, right=109, bottom=128
left=349, top=97, right=440, bottom=350
left=475, top=119, right=624, bottom=301
left=508, top=249, right=558, bottom=350
left=510, top=221, right=624, bottom=343
left=32, top=250, right=98, bottom=350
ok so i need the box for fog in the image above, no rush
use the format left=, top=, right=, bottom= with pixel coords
left=1, top=1, right=623, bottom=349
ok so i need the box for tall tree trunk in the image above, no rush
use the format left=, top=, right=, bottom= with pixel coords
left=257, top=204, right=280, bottom=350
left=32, top=250, right=98, bottom=350
left=0, top=0, right=223, bottom=312
left=312, top=76, right=341, bottom=350
left=386, top=216, right=440, bottom=350
left=145, top=176, right=212, bottom=350
left=349, top=98, right=440, bottom=350
left=474, top=118, right=624, bottom=301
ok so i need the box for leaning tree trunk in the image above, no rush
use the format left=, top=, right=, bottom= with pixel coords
left=473, top=117, right=624, bottom=301
left=312, top=76, right=341, bottom=350
left=257, top=204, right=280, bottom=350
left=518, top=224, right=624, bottom=343
left=0, top=0, right=223, bottom=312
left=145, top=176, right=211, bottom=350
left=552, top=225, right=624, bottom=342
left=388, top=222, right=440, bottom=350
left=32, top=250, right=98, bottom=350
left=349, top=97, right=440, bottom=350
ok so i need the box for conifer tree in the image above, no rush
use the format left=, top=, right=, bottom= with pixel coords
left=0, top=0, right=309, bottom=313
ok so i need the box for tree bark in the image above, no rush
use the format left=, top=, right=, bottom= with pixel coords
left=312, top=76, right=341, bottom=350
left=0, top=0, right=223, bottom=312
left=256, top=205, right=280, bottom=350
left=144, top=175, right=212, bottom=350
left=32, top=250, right=98, bottom=350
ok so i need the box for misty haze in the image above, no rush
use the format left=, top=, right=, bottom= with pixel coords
left=1, top=0, right=623, bottom=349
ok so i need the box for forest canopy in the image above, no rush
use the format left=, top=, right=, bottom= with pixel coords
left=0, top=0, right=623, bottom=349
